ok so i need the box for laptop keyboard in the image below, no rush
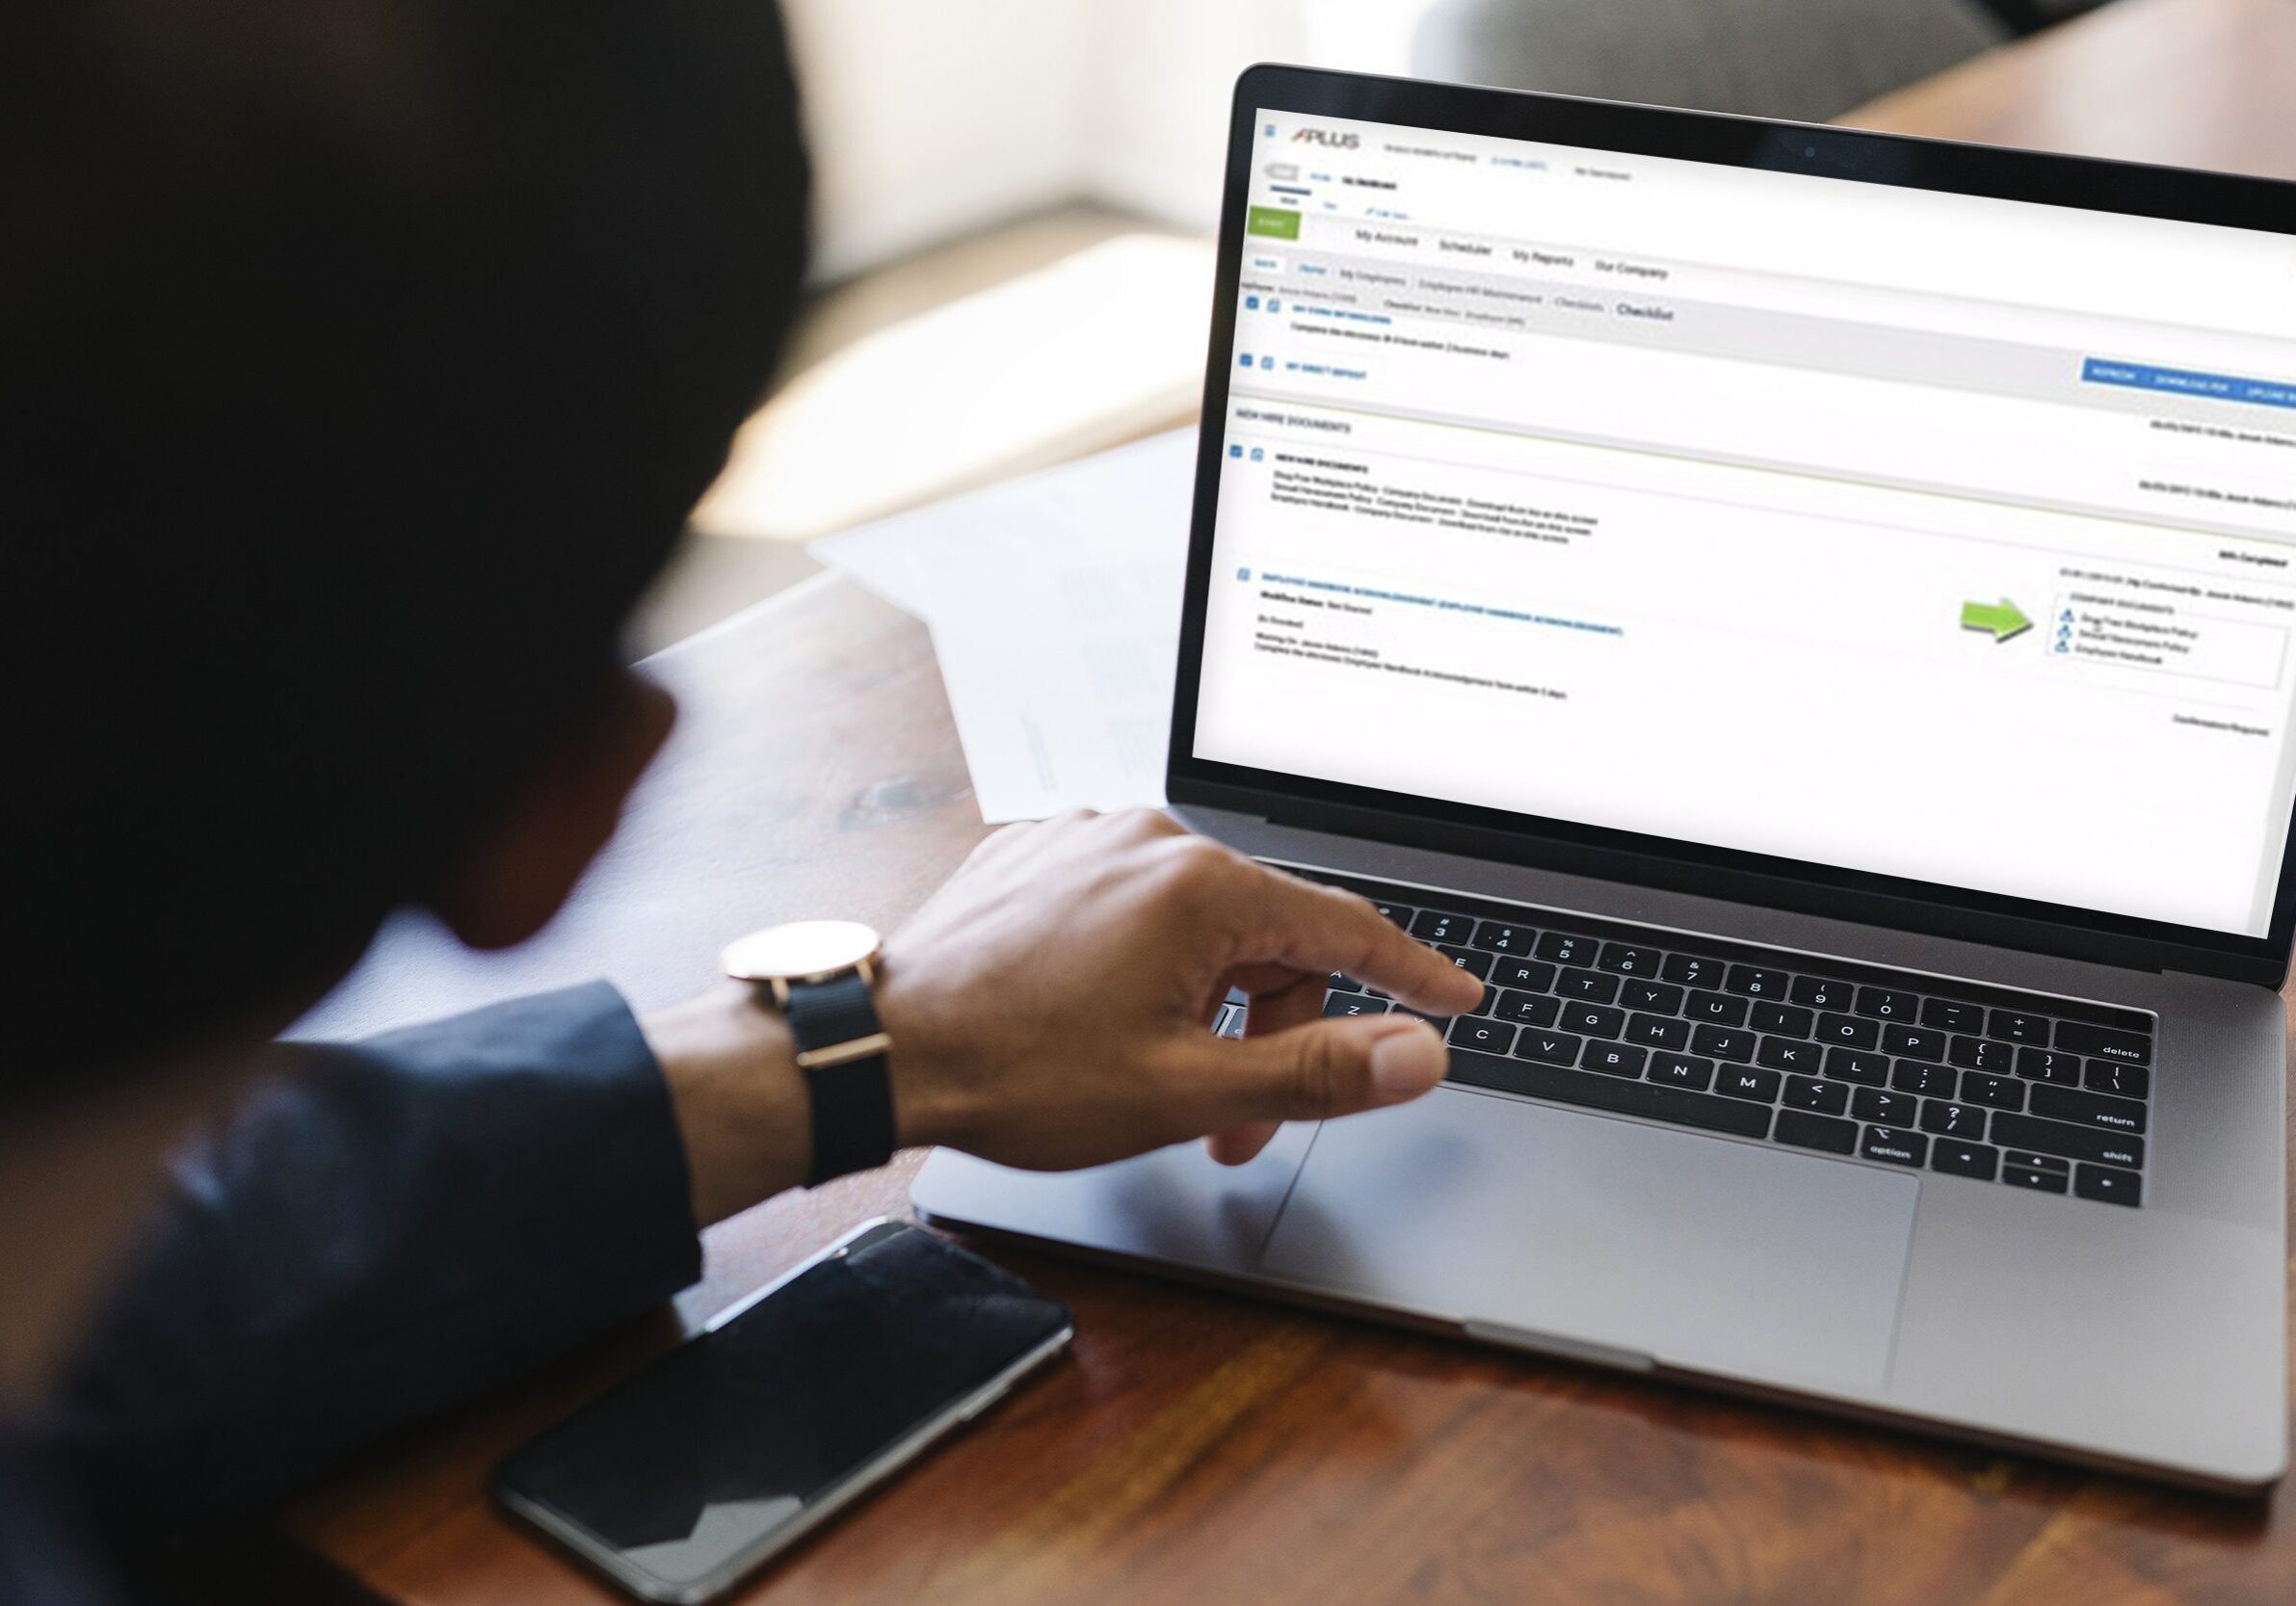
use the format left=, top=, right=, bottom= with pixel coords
left=1229, top=869, right=2155, bottom=1208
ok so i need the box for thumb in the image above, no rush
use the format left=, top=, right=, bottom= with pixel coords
left=1215, top=1013, right=1451, bottom=1124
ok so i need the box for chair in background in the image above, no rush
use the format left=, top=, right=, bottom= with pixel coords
left=1412, top=0, right=2016, bottom=123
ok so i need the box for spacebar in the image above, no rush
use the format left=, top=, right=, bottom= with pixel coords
left=1447, top=1049, right=1775, bottom=1139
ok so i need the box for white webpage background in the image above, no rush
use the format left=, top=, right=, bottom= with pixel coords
left=1194, top=111, right=2296, bottom=937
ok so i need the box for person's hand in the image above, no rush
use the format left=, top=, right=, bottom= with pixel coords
left=879, top=809, right=1483, bottom=1171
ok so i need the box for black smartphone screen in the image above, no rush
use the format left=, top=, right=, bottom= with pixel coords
left=495, top=1223, right=1069, bottom=1598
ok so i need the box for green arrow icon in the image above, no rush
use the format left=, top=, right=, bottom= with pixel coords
left=1960, top=597, right=2032, bottom=644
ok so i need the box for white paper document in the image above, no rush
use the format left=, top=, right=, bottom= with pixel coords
left=809, top=430, right=1196, bottom=822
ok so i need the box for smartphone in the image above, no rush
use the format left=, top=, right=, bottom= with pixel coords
left=493, top=1219, right=1072, bottom=1603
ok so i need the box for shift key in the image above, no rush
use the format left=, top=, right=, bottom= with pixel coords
left=1989, top=1111, right=2145, bottom=1170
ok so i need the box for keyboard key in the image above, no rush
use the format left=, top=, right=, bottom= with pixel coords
left=1691, top=1024, right=1755, bottom=1061
left=1919, top=998, right=1987, bottom=1034
left=1824, top=1046, right=1891, bottom=1087
left=1597, top=942, right=1662, bottom=975
left=1918, top=1100, right=1987, bottom=1140
left=1372, top=902, right=1414, bottom=927
left=2084, top=1060, right=2151, bottom=1100
left=1782, top=1075, right=1848, bottom=1116
left=1619, top=980, right=1685, bottom=1014
left=1471, top=921, right=1537, bottom=955
left=2029, top=1084, right=2147, bottom=1134
left=1514, top=1030, right=1584, bottom=1066
left=1448, top=1016, right=1517, bottom=1056
left=1684, top=990, right=1750, bottom=1026
left=1325, top=992, right=1389, bottom=1017
left=1726, top=964, right=1790, bottom=998
left=1930, top=1140, right=1999, bottom=1181
left=2014, top=1046, right=2083, bottom=1085
left=1773, top=1108, right=1859, bottom=1155
left=1579, top=1041, right=1652, bottom=1078
left=1815, top=1013, right=1881, bottom=1050
left=1988, top=1009, right=2049, bottom=1044
left=1748, top=1002, right=1815, bottom=1039
left=1855, top=987, right=1919, bottom=1021
left=1988, top=1112, right=2144, bottom=1170
left=1560, top=1003, right=1626, bottom=1040
left=1998, top=1149, right=2069, bottom=1173
left=1329, top=972, right=1362, bottom=992
left=1850, top=1086, right=1919, bottom=1125
left=1660, top=954, right=1728, bottom=988
left=1860, top=1126, right=1928, bottom=1167
left=1411, top=909, right=1474, bottom=944
left=1626, top=1013, right=1692, bottom=1050
left=1889, top=1060, right=1956, bottom=1098
left=1754, top=1037, right=1824, bottom=1075
left=1880, top=1023, right=1948, bottom=1061
left=1946, top=1035, right=2016, bottom=1074
left=1788, top=975, right=1855, bottom=1011
left=2074, top=1165, right=2143, bottom=1206
left=1555, top=967, right=1620, bottom=1003
left=1648, top=1052, right=1714, bottom=1091
left=1535, top=931, right=1599, bottom=966
left=2053, top=1019, right=2152, bottom=1065
left=1438, top=944, right=1495, bottom=981
left=1214, top=1005, right=1246, bottom=1040
left=1490, top=957, right=1558, bottom=993
left=1958, top=1071, right=2026, bottom=1112
left=1493, top=989, right=1562, bottom=1028
left=2003, top=1164, right=2070, bottom=1195
left=1446, top=1049, right=1773, bottom=1138
left=1714, top=1064, right=1780, bottom=1102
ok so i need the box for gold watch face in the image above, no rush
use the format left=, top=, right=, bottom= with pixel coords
left=721, top=920, right=883, bottom=986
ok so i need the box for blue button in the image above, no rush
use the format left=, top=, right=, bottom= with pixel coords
left=1246, top=295, right=1261, bottom=310
left=1239, top=353, right=1254, bottom=367
left=2083, top=357, right=2296, bottom=410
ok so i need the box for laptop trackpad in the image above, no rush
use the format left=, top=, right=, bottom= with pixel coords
left=1259, top=1087, right=1919, bottom=1394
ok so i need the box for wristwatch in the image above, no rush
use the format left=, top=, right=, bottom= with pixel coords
left=721, top=920, right=895, bottom=1187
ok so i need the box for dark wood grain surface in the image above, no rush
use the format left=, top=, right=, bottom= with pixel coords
left=284, top=5, right=2296, bottom=1599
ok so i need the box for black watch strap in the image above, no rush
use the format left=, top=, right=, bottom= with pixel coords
left=785, top=971, right=896, bottom=1187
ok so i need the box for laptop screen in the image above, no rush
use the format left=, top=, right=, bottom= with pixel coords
left=1192, top=109, right=2296, bottom=939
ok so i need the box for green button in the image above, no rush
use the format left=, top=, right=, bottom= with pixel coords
left=1246, top=206, right=1301, bottom=241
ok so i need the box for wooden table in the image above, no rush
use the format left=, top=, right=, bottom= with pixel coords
left=282, top=3, right=2296, bottom=1599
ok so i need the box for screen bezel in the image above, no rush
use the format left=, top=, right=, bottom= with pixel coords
left=1166, top=64, right=2296, bottom=991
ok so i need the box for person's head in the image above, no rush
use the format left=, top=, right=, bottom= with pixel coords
left=3, top=0, right=809, bottom=1379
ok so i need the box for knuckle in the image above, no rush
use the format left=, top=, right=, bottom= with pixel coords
left=1289, top=1033, right=1350, bottom=1115
left=1154, top=832, right=1233, bottom=883
left=1115, top=808, right=1182, bottom=841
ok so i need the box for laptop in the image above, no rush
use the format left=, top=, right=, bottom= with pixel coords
left=914, top=66, right=2294, bottom=1491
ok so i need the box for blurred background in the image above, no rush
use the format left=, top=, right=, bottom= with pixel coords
left=636, top=0, right=2111, bottom=650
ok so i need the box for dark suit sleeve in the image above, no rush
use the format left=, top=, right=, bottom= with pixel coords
left=47, top=983, right=702, bottom=1537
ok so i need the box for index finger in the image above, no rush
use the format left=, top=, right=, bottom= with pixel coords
left=1218, top=862, right=1483, bottom=1015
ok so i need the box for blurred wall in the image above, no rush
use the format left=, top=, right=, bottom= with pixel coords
left=780, top=0, right=1093, bottom=280
left=781, top=0, right=1442, bottom=279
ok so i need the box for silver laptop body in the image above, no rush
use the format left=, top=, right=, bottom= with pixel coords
left=916, top=68, right=2293, bottom=1491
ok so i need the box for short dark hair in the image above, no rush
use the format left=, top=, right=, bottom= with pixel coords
left=9, top=1, right=811, bottom=1074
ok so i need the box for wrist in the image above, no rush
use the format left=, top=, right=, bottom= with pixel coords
left=642, top=983, right=811, bottom=1226
left=873, top=962, right=982, bottom=1155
